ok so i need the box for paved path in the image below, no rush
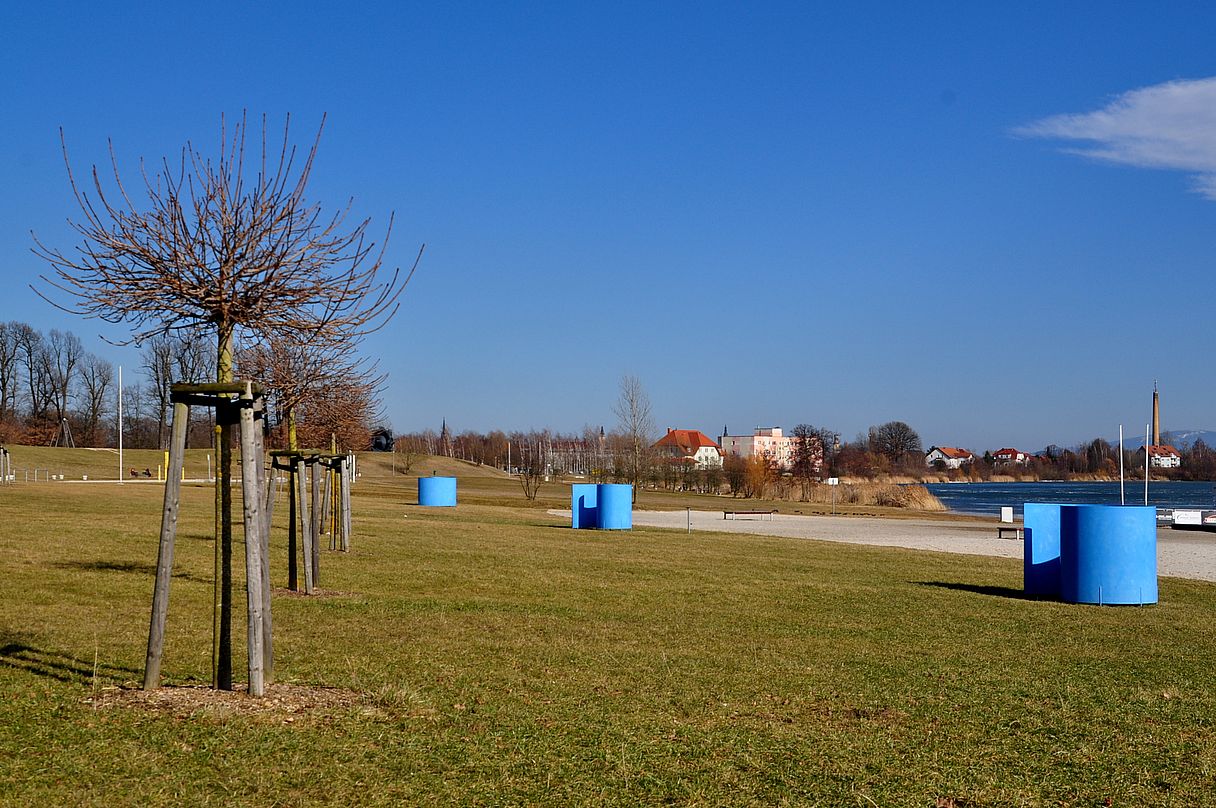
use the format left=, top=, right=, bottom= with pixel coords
left=552, top=509, right=1216, bottom=583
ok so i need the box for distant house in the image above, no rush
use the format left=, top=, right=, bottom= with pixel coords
left=925, top=446, right=975, bottom=469
left=720, top=427, right=798, bottom=470
left=652, top=429, right=724, bottom=469
left=1141, top=444, right=1182, bottom=469
left=991, top=448, right=1029, bottom=465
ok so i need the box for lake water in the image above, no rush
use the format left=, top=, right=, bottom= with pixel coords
left=923, top=480, right=1216, bottom=518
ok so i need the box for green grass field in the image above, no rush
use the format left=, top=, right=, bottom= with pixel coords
left=2, top=451, right=1215, bottom=806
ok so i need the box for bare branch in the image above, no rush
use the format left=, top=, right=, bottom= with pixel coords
left=31, top=114, right=419, bottom=356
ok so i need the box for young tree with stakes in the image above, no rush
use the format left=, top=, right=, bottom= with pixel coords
left=33, top=113, right=420, bottom=693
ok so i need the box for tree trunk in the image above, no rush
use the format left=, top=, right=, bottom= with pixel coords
left=213, top=324, right=234, bottom=690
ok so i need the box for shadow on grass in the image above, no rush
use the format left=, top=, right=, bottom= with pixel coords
left=53, top=560, right=208, bottom=585
left=0, top=635, right=140, bottom=685
left=915, top=581, right=1043, bottom=601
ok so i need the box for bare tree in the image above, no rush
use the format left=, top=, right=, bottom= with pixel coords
left=171, top=332, right=215, bottom=448
left=394, top=434, right=423, bottom=473
left=141, top=335, right=175, bottom=449
left=238, top=335, right=383, bottom=451
left=77, top=352, right=114, bottom=446
left=15, top=324, right=52, bottom=423
left=172, top=333, right=214, bottom=384
left=44, top=329, right=84, bottom=431
left=791, top=424, right=825, bottom=500
left=0, top=322, right=21, bottom=423
left=612, top=375, right=654, bottom=501
left=870, top=421, right=922, bottom=464
left=33, top=113, right=420, bottom=692
left=293, top=363, right=384, bottom=451
left=517, top=436, right=545, bottom=500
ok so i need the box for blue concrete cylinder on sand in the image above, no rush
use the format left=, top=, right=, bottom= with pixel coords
left=418, top=476, right=457, bottom=507
left=595, top=484, right=633, bottom=530
left=1059, top=504, right=1157, bottom=605
left=1023, top=502, right=1065, bottom=597
left=571, top=483, right=598, bottom=529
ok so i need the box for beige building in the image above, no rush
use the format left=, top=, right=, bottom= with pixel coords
left=721, top=427, right=796, bottom=470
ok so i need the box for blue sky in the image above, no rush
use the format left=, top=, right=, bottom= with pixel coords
left=2, top=2, right=1215, bottom=452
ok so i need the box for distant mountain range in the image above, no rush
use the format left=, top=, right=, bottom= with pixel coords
left=1092, top=429, right=1216, bottom=451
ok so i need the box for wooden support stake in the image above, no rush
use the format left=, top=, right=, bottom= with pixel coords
left=215, top=403, right=234, bottom=691
left=144, top=401, right=190, bottom=690
left=340, top=457, right=352, bottom=553
left=330, top=461, right=341, bottom=551
left=310, top=461, right=322, bottom=584
left=297, top=458, right=314, bottom=595
left=287, top=464, right=298, bottom=591
left=319, top=464, right=331, bottom=539
left=253, top=407, right=273, bottom=684
left=238, top=392, right=265, bottom=697
left=263, top=458, right=277, bottom=543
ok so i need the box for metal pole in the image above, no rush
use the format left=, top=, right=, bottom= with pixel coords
left=1144, top=424, right=1150, bottom=506
left=686, top=507, right=691, bottom=534
left=117, top=365, right=123, bottom=483
left=1119, top=424, right=1125, bottom=505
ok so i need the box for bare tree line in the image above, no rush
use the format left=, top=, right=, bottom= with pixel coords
left=0, top=320, right=385, bottom=451
left=1, top=320, right=122, bottom=446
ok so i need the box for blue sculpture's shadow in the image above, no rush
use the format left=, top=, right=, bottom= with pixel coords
left=915, top=581, right=1043, bottom=601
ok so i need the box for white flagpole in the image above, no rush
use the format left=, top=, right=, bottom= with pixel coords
left=118, top=365, right=124, bottom=484
left=1119, top=424, right=1125, bottom=505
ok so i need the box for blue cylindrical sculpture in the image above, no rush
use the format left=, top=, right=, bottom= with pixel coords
left=1059, top=505, right=1157, bottom=605
left=418, top=476, right=457, bottom=507
left=571, top=483, right=598, bottom=529
left=1024, top=502, right=1064, bottom=597
left=595, top=484, right=633, bottom=530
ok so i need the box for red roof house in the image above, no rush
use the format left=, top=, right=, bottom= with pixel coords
left=652, top=429, right=724, bottom=469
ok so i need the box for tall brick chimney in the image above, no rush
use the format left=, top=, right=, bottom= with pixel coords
left=1152, top=382, right=1160, bottom=446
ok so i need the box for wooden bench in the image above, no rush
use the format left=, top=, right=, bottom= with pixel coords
left=724, top=509, right=777, bottom=521
left=997, top=526, right=1024, bottom=540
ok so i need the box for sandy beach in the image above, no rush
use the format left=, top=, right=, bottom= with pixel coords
left=552, top=509, right=1216, bottom=583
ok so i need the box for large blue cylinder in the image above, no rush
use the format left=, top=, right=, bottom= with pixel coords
left=1059, top=505, right=1157, bottom=605
left=571, top=484, right=598, bottom=529
left=418, top=476, right=457, bottom=507
left=1024, top=502, right=1064, bottom=597
left=595, top=484, right=633, bottom=530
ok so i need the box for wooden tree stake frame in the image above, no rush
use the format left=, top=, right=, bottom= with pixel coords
left=268, top=450, right=355, bottom=594
left=144, top=382, right=272, bottom=696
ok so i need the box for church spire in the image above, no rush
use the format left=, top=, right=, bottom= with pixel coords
left=1152, top=383, right=1160, bottom=446
left=440, top=418, right=453, bottom=458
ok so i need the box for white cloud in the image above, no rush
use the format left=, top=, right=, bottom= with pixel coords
left=1016, top=77, right=1216, bottom=199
